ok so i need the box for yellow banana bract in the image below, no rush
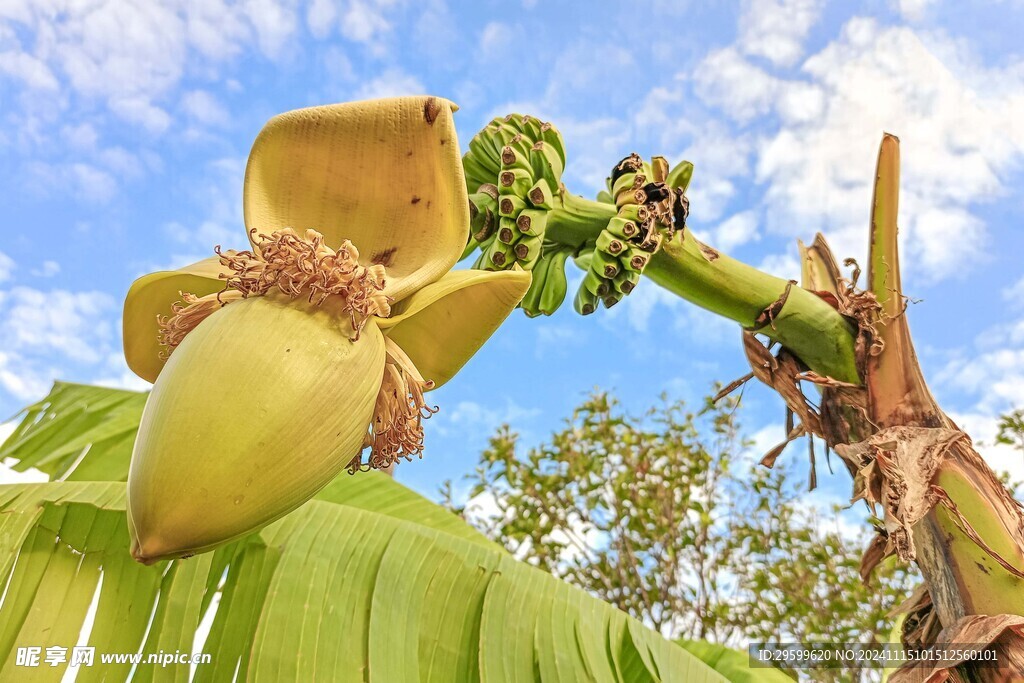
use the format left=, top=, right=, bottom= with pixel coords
left=122, top=96, right=531, bottom=563
left=380, top=268, right=530, bottom=388
left=128, top=295, right=385, bottom=563
left=123, top=257, right=226, bottom=384
left=243, top=97, right=468, bottom=303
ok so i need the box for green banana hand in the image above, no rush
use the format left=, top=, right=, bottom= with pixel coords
left=520, top=245, right=570, bottom=317
left=538, top=248, right=570, bottom=315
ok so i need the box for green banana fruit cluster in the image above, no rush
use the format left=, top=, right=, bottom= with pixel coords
left=576, top=153, right=693, bottom=315
left=461, top=113, right=695, bottom=319
left=519, top=244, right=572, bottom=317
left=462, top=114, right=566, bottom=272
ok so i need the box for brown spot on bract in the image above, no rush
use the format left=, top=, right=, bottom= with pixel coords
left=411, top=196, right=421, bottom=204
left=372, top=247, right=398, bottom=266
left=423, top=97, right=440, bottom=125
left=440, top=138, right=447, bottom=145
left=406, top=150, right=413, bottom=157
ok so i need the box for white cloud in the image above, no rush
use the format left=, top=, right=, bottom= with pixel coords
left=2, top=289, right=113, bottom=363
left=688, top=176, right=740, bottom=224
left=738, top=0, right=824, bottom=67
left=934, top=312, right=1024, bottom=455
left=244, top=0, right=300, bottom=57
left=930, top=360, right=1024, bottom=536
left=534, top=323, right=585, bottom=358
left=98, top=147, right=146, bottom=179
left=757, top=252, right=801, bottom=280
left=431, top=398, right=541, bottom=445
left=446, top=399, right=538, bottom=431
left=662, top=119, right=755, bottom=222
left=52, top=2, right=187, bottom=99
left=322, top=45, right=356, bottom=84
left=1003, top=275, right=1024, bottom=308
left=109, top=97, right=172, bottom=134
left=695, top=48, right=781, bottom=124
left=354, top=68, right=424, bottom=100
left=686, top=17, right=1024, bottom=283
left=895, top=0, right=935, bottom=22
left=478, top=21, right=518, bottom=61
left=181, top=90, right=230, bottom=127
left=0, top=287, right=116, bottom=400
left=938, top=347, right=1024, bottom=415
left=341, top=0, right=390, bottom=43
left=713, top=210, right=760, bottom=252
left=0, top=50, right=59, bottom=90
left=0, top=252, right=14, bottom=283
left=0, top=0, right=300, bottom=137
left=747, top=422, right=786, bottom=466
left=26, top=162, right=119, bottom=203
left=183, top=1, right=253, bottom=60
left=30, top=261, right=60, bottom=278
left=60, top=123, right=100, bottom=151
left=544, top=40, right=635, bottom=106
left=93, top=352, right=153, bottom=393
left=306, top=0, right=338, bottom=38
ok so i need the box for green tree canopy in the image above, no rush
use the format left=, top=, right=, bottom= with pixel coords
left=445, top=391, right=917, bottom=681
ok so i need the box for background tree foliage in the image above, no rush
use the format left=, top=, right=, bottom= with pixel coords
left=997, top=409, right=1024, bottom=457
left=444, top=390, right=918, bottom=682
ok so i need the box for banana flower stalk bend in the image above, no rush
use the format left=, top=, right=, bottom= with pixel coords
left=122, top=97, right=530, bottom=564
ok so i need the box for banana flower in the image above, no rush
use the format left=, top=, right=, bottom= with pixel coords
left=122, top=97, right=530, bottom=564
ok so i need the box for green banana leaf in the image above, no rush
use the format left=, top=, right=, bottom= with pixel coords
left=678, top=641, right=796, bottom=682
left=0, top=381, right=146, bottom=481
left=0, top=382, right=753, bottom=681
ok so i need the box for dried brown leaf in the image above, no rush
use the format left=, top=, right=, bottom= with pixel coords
left=890, top=614, right=1024, bottom=683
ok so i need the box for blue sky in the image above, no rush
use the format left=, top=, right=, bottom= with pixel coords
left=2, top=0, right=1024, bottom=518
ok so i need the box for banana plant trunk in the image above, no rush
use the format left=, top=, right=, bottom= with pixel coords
left=596, top=135, right=1024, bottom=679
left=777, top=136, right=1024, bottom=682
left=831, top=136, right=1024, bottom=679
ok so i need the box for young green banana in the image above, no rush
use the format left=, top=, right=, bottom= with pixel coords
left=520, top=245, right=570, bottom=317
left=574, top=283, right=599, bottom=315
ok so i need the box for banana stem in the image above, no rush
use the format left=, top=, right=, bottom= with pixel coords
left=544, top=189, right=862, bottom=384
left=645, top=237, right=861, bottom=384
left=546, top=192, right=618, bottom=247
